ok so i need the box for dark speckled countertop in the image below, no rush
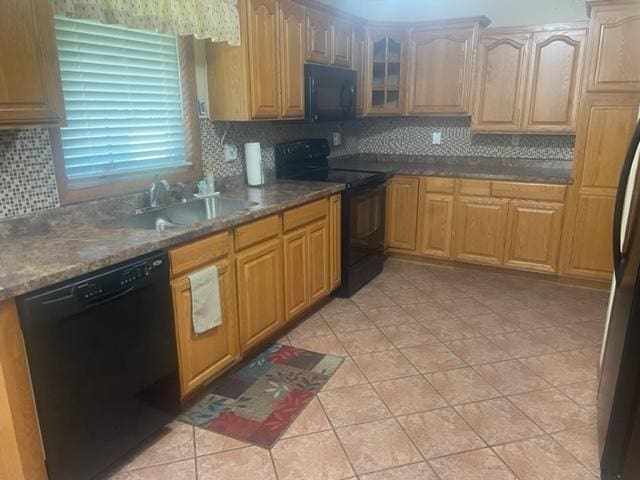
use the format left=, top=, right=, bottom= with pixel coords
left=330, top=154, right=573, bottom=185
left=0, top=181, right=344, bottom=301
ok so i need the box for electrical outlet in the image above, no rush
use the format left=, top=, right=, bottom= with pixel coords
left=332, top=132, right=342, bottom=146
left=223, top=144, right=238, bottom=163
left=432, top=131, right=442, bottom=145
left=197, top=100, right=208, bottom=118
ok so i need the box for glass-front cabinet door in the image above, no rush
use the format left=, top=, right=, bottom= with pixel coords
left=366, top=29, right=407, bottom=115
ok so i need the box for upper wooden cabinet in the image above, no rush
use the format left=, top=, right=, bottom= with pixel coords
left=247, top=0, right=281, bottom=119
left=279, top=0, right=306, bottom=118
left=306, top=9, right=332, bottom=64
left=366, top=28, right=408, bottom=116
left=354, top=26, right=367, bottom=117
left=207, top=0, right=305, bottom=120
left=522, top=29, right=586, bottom=132
left=472, top=32, right=530, bottom=131
left=0, top=0, right=64, bottom=128
left=407, top=21, right=485, bottom=115
left=331, top=18, right=354, bottom=67
left=585, top=2, right=640, bottom=93
left=472, top=24, right=587, bottom=133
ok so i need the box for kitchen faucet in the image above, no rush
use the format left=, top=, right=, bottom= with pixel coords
left=149, top=175, right=170, bottom=208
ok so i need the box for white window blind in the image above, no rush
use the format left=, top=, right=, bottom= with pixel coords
left=54, top=17, right=190, bottom=180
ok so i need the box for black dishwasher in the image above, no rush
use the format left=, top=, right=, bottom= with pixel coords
left=17, top=251, right=180, bottom=480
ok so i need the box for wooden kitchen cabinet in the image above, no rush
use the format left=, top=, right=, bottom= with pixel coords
left=306, top=9, right=332, bottom=64
left=366, top=28, right=408, bottom=115
left=0, top=0, right=64, bottom=128
left=170, top=233, right=240, bottom=397
left=561, top=95, right=640, bottom=281
left=247, top=0, right=281, bottom=118
left=407, top=24, right=482, bottom=115
left=416, top=178, right=455, bottom=258
left=522, top=29, right=586, bottom=132
left=236, top=237, right=284, bottom=352
left=472, top=24, right=586, bottom=133
left=279, top=0, right=306, bottom=118
left=207, top=0, right=305, bottom=120
left=354, top=26, right=367, bottom=117
left=387, top=175, right=420, bottom=251
left=453, top=195, right=509, bottom=266
left=584, top=2, right=640, bottom=93
left=282, top=199, right=330, bottom=320
left=504, top=200, right=564, bottom=273
left=332, top=18, right=354, bottom=67
left=329, top=194, right=342, bottom=290
left=472, top=32, right=531, bottom=132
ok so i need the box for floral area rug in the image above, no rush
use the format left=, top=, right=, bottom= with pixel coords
left=179, top=344, right=343, bottom=448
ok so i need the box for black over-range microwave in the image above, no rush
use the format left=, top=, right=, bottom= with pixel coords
left=305, top=63, right=357, bottom=123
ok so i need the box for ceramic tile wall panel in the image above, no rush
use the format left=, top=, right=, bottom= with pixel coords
left=0, top=129, right=60, bottom=218
left=355, top=117, right=575, bottom=160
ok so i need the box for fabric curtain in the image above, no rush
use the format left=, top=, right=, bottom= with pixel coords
left=52, top=0, right=241, bottom=45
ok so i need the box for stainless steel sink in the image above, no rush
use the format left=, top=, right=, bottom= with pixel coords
left=118, top=197, right=259, bottom=231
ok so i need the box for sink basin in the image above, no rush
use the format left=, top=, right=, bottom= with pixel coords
left=118, top=197, right=259, bottom=231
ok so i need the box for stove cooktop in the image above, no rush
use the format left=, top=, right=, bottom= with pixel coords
left=289, top=168, right=387, bottom=189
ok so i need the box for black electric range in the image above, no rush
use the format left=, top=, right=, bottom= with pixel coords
left=275, top=139, right=387, bottom=297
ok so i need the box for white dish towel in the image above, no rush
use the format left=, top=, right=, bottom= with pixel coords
left=188, top=265, right=222, bottom=335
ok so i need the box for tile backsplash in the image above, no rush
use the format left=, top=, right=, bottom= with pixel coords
left=0, top=116, right=574, bottom=220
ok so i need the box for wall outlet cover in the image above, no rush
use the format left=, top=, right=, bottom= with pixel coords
left=432, top=131, right=442, bottom=145
left=332, top=132, right=342, bottom=146
left=223, top=144, right=238, bottom=162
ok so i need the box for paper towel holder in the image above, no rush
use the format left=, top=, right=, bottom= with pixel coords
left=245, top=142, right=264, bottom=187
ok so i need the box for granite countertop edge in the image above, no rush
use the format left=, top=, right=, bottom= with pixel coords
left=0, top=183, right=345, bottom=302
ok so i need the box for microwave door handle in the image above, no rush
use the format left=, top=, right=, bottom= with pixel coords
left=340, top=82, right=355, bottom=115
left=613, top=120, right=640, bottom=283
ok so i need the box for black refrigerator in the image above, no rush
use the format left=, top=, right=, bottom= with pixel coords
left=599, top=116, right=640, bottom=480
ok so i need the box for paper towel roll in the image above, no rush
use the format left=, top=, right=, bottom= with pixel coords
left=245, top=142, right=263, bottom=186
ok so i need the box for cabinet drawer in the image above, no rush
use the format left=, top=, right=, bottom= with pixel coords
left=492, top=182, right=566, bottom=202
left=234, top=215, right=281, bottom=251
left=424, top=177, right=455, bottom=193
left=283, top=198, right=328, bottom=232
left=458, top=179, right=492, bottom=196
left=170, top=231, right=231, bottom=277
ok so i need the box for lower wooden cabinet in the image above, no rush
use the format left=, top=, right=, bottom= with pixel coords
left=329, top=194, right=342, bottom=290
left=283, top=227, right=310, bottom=319
left=417, top=190, right=454, bottom=258
left=236, top=237, right=284, bottom=352
left=504, top=200, right=564, bottom=273
left=170, top=252, right=240, bottom=398
left=387, top=176, right=420, bottom=251
left=308, top=219, right=330, bottom=302
left=453, top=195, right=509, bottom=266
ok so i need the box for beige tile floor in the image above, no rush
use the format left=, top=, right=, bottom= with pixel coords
left=106, top=259, right=607, bottom=479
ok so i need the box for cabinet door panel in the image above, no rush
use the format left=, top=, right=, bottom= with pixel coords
left=581, top=103, right=639, bottom=190
left=523, top=30, right=585, bottom=132
left=279, top=0, right=305, bottom=119
left=504, top=201, right=564, bottom=273
left=417, top=191, right=454, bottom=258
left=308, top=219, right=330, bottom=303
left=586, top=5, right=640, bottom=92
left=236, top=238, right=284, bottom=352
left=409, top=28, right=475, bottom=115
left=332, top=19, right=353, bottom=67
left=454, top=196, right=509, bottom=266
left=472, top=33, right=529, bottom=132
left=329, top=194, right=342, bottom=290
left=306, top=10, right=331, bottom=64
left=284, top=228, right=309, bottom=320
left=0, top=0, right=64, bottom=127
left=172, top=259, right=239, bottom=397
left=355, top=26, right=366, bottom=116
left=366, top=29, right=407, bottom=116
left=387, top=176, right=419, bottom=251
left=568, top=194, right=615, bottom=279
left=247, top=0, right=280, bottom=118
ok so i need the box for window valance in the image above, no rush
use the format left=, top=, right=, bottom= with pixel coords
left=52, top=0, right=241, bottom=45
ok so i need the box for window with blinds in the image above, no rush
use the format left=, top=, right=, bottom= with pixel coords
left=54, top=17, right=191, bottom=181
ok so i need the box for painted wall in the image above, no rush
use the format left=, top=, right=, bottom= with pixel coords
left=318, top=0, right=588, bottom=26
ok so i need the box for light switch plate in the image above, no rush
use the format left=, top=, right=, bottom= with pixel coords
left=224, top=144, right=238, bottom=163
left=432, top=131, right=442, bottom=145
